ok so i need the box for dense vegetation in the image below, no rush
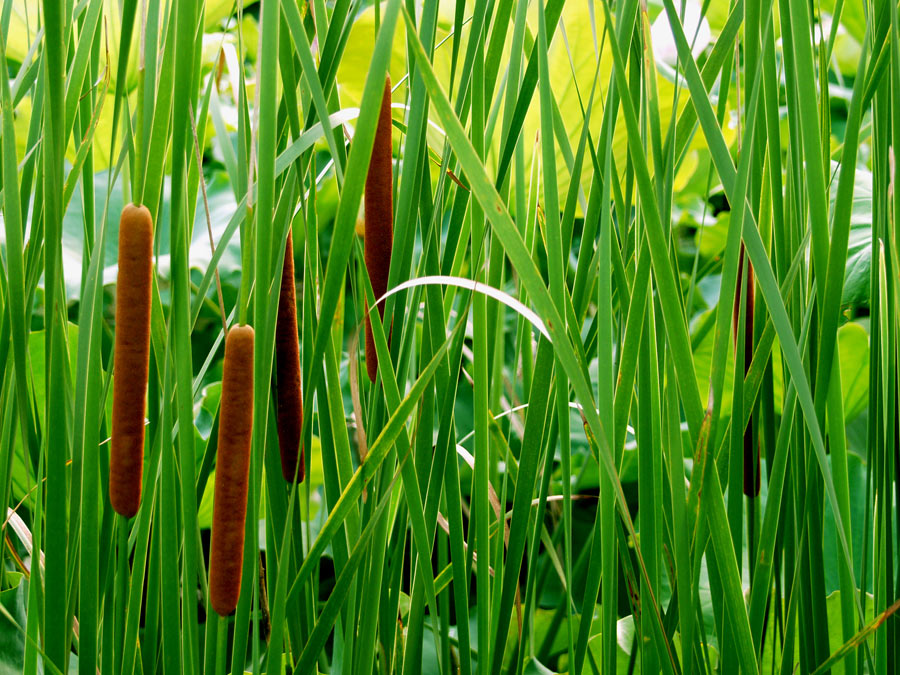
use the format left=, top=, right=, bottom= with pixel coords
left=0, top=0, right=898, bottom=673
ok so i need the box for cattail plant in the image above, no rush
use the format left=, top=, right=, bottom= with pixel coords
left=734, top=245, right=758, bottom=497
left=363, top=75, right=394, bottom=383
left=275, top=230, right=304, bottom=483
left=209, top=324, right=255, bottom=616
left=109, top=203, right=154, bottom=518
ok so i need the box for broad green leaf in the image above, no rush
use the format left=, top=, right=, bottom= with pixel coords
left=0, top=572, right=27, bottom=673
left=760, top=591, right=875, bottom=674
left=837, top=322, right=869, bottom=421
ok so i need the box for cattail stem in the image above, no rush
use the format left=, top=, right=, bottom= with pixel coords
left=110, top=203, right=154, bottom=518
left=275, top=230, right=304, bottom=483
left=209, top=325, right=255, bottom=616
left=215, top=613, right=228, bottom=675
left=364, top=75, right=394, bottom=383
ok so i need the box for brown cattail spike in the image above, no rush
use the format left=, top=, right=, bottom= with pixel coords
left=733, top=245, right=759, bottom=497
left=209, top=325, right=255, bottom=616
left=275, top=230, right=304, bottom=483
left=109, top=203, right=154, bottom=518
left=364, top=75, right=394, bottom=383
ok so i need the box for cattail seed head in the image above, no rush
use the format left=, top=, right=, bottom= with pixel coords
left=733, top=246, right=759, bottom=497
left=364, top=75, right=394, bottom=383
left=275, top=230, right=304, bottom=483
left=209, top=324, right=255, bottom=616
left=110, top=203, right=154, bottom=518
